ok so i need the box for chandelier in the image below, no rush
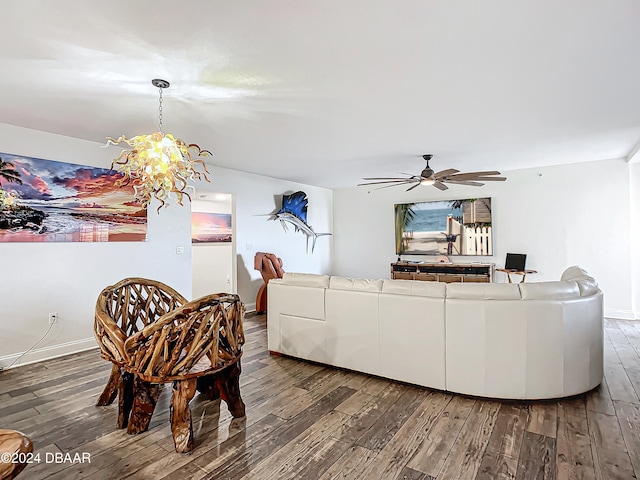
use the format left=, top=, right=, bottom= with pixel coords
left=105, top=79, right=211, bottom=211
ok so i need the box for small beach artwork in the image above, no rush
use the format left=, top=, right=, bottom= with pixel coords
left=395, top=198, right=493, bottom=256
left=0, top=152, right=146, bottom=242
left=191, top=212, right=232, bottom=243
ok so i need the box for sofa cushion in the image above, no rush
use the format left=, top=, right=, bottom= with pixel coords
left=329, top=276, right=383, bottom=292
left=519, top=281, right=580, bottom=300
left=575, top=277, right=599, bottom=297
left=561, top=266, right=590, bottom=281
left=280, top=272, right=330, bottom=288
left=558, top=266, right=599, bottom=297
left=446, top=283, right=521, bottom=300
left=381, top=279, right=446, bottom=297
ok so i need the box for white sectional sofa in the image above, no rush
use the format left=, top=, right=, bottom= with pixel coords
left=267, top=266, right=603, bottom=400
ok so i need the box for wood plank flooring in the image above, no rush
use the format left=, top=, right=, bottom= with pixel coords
left=1, top=315, right=639, bottom=479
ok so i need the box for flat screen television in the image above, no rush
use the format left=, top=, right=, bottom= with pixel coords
left=394, top=197, right=493, bottom=256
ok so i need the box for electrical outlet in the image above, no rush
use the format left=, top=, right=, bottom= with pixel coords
left=49, top=313, right=58, bottom=324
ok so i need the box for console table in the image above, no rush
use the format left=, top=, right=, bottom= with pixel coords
left=391, top=262, right=494, bottom=283
left=496, top=268, right=537, bottom=283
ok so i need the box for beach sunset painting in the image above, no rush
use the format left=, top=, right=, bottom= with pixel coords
left=0, top=152, right=146, bottom=242
left=191, top=212, right=232, bottom=243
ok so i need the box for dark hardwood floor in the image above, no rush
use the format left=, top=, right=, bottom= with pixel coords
left=1, top=315, right=639, bottom=479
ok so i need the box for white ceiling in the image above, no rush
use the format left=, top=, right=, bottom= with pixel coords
left=2, top=1, right=640, bottom=189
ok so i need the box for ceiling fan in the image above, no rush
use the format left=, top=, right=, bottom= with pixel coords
left=358, top=154, right=506, bottom=191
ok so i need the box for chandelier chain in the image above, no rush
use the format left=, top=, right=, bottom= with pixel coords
left=158, top=87, right=164, bottom=134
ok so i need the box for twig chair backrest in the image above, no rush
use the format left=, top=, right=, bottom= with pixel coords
left=94, top=278, right=188, bottom=366
left=124, top=292, right=245, bottom=382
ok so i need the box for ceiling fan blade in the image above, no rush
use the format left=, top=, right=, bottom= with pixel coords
left=406, top=182, right=422, bottom=192
left=447, top=175, right=506, bottom=182
left=470, top=171, right=502, bottom=176
left=473, top=176, right=506, bottom=182
left=358, top=179, right=413, bottom=186
left=433, top=168, right=460, bottom=179
left=373, top=180, right=417, bottom=190
left=433, top=181, right=448, bottom=191
left=444, top=171, right=503, bottom=179
left=443, top=180, right=485, bottom=186
left=358, top=179, right=416, bottom=189
left=362, top=177, right=410, bottom=181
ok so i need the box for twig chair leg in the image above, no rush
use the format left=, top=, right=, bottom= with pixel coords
left=219, top=361, right=246, bottom=418
left=117, top=372, right=135, bottom=429
left=97, top=364, right=121, bottom=406
left=170, top=378, right=197, bottom=453
left=127, top=378, right=162, bottom=434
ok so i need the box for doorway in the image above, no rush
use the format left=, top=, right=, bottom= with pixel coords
left=191, top=191, right=236, bottom=298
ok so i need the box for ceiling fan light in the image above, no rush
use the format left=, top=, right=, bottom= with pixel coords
left=358, top=155, right=506, bottom=191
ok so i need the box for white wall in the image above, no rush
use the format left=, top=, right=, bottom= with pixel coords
left=333, top=158, right=635, bottom=319
left=0, top=124, right=333, bottom=368
left=630, top=161, right=640, bottom=318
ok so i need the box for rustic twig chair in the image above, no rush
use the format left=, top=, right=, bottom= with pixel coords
left=94, top=278, right=246, bottom=453
left=94, top=278, right=187, bottom=428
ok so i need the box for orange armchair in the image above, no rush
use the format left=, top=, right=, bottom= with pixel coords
left=254, top=252, right=284, bottom=313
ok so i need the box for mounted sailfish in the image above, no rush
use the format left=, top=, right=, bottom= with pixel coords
left=273, top=191, right=331, bottom=253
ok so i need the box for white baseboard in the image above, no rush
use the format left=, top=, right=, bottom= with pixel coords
left=245, top=302, right=257, bottom=313
left=0, top=337, right=98, bottom=370
left=605, top=308, right=636, bottom=320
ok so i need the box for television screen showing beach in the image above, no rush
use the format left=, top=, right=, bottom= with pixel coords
left=405, top=202, right=461, bottom=233
left=0, top=152, right=146, bottom=242
left=395, top=198, right=493, bottom=255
